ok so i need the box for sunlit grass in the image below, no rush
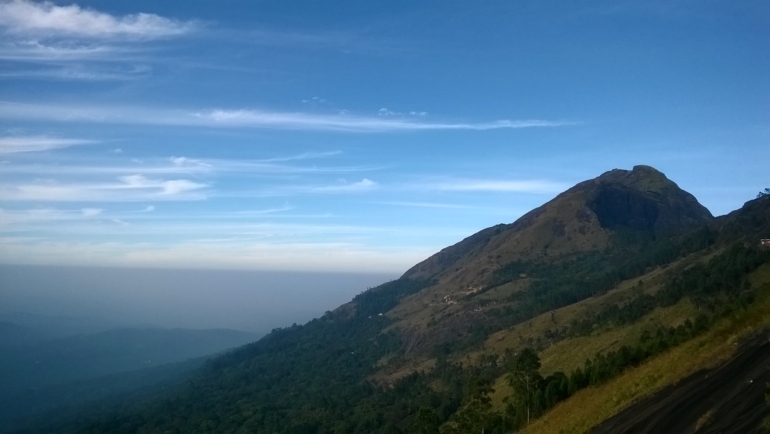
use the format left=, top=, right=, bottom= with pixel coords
left=524, top=265, right=770, bottom=434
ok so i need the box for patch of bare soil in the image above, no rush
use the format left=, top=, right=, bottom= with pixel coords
left=591, top=329, right=770, bottom=434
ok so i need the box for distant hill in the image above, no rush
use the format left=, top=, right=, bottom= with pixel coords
left=34, top=166, right=770, bottom=434
left=0, top=327, right=258, bottom=428
left=0, top=312, right=120, bottom=339
left=0, top=356, right=208, bottom=429
left=0, top=322, right=43, bottom=348
left=0, top=327, right=257, bottom=391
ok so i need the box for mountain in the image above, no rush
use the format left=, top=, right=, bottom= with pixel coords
left=404, top=165, right=712, bottom=284
left=0, top=322, right=43, bottom=349
left=30, top=166, right=770, bottom=434
left=389, top=165, right=715, bottom=357
left=0, top=327, right=258, bottom=391
left=0, top=327, right=258, bottom=428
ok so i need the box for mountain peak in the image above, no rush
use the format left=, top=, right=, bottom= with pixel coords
left=586, top=165, right=713, bottom=232
left=403, top=165, right=713, bottom=283
left=595, top=165, right=674, bottom=191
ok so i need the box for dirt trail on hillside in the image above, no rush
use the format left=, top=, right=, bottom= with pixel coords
left=591, top=329, right=770, bottom=434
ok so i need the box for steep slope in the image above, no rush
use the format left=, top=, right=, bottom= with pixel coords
left=403, top=165, right=712, bottom=287
left=387, top=165, right=713, bottom=357
left=41, top=168, right=769, bottom=434
left=590, top=328, right=770, bottom=434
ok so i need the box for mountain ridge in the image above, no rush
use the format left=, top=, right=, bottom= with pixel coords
left=31, top=167, right=770, bottom=434
left=403, top=165, right=712, bottom=287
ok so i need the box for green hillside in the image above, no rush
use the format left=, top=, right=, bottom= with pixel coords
left=33, top=167, right=770, bottom=434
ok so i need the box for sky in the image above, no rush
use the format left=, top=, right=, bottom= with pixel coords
left=0, top=0, right=768, bottom=275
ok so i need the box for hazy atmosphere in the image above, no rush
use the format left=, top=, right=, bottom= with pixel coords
left=1, top=1, right=769, bottom=432
left=1, top=0, right=767, bottom=332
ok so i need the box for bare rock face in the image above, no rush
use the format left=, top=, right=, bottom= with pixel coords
left=587, top=165, right=713, bottom=233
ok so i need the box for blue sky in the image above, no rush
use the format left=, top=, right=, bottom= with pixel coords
left=1, top=0, right=768, bottom=273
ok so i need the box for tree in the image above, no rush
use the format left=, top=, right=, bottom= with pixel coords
left=442, top=376, right=500, bottom=434
left=506, top=348, right=543, bottom=424
left=412, top=407, right=440, bottom=434
left=758, top=188, right=770, bottom=198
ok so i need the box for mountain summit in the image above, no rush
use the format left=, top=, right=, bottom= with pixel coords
left=403, top=165, right=713, bottom=287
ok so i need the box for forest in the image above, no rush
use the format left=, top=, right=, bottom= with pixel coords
left=27, top=235, right=769, bottom=433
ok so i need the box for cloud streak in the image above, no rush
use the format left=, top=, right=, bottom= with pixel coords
left=373, top=201, right=480, bottom=209
left=415, top=179, right=569, bottom=194
left=0, top=135, right=96, bottom=154
left=0, top=175, right=208, bottom=202
left=311, top=179, right=378, bottom=193
left=0, top=102, right=573, bottom=132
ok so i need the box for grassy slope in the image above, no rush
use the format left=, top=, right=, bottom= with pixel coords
left=378, top=252, right=697, bottom=387
left=523, top=263, right=770, bottom=434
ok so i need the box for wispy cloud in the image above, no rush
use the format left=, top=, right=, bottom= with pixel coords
left=0, top=64, right=151, bottom=80
left=415, top=179, right=569, bottom=194
left=0, top=1, right=198, bottom=39
left=0, top=174, right=208, bottom=202
left=311, top=179, right=378, bottom=193
left=1, top=157, right=375, bottom=176
left=260, top=150, right=342, bottom=162
left=373, top=201, right=480, bottom=209
left=0, top=135, right=96, bottom=154
left=0, top=101, right=573, bottom=132
left=170, top=156, right=212, bottom=168
left=80, top=207, right=103, bottom=217
left=202, top=109, right=568, bottom=132
left=0, top=207, right=102, bottom=225
left=0, top=40, right=127, bottom=61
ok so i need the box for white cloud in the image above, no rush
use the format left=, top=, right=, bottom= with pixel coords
left=418, top=179, right=569, bottom=194
left=0, top=1, right=197, bottom=39
left=118, top=174, right=207, bottom=195
left=260, top=150, right=342, bottom=162
left=374, top=201, right=478, bottom=209
left=0, top=40, right=121, bottom=61
left=161, top=179, right=205, bottom=195
left=0, top=174, right=208, bottom=201
left=141, top=205, right=155, bottom=212
left=378, top=107, right=400, bottom=117
left=80, top=207, right=102, bottom=217
left=0, top=63, right=151, bottom=80
left=311, top=179, right=377, bottom=193
left=0, top=207, right=104, bottom=225
left=0, top=135, right=95, bottom=154
left=0, top=101, right=573, bottom=132
left=1, top=157, right=373, bottom=177
left=170, top=156, right=211, bottom=167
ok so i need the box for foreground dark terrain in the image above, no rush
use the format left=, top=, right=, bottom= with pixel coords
left=593, top=328, right=770, bottom=434
left=8, top=166, right=770, bottom=434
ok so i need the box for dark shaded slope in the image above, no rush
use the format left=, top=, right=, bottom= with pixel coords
left=714, top=195, right=770, bottom=244
left=588, top=165, right=713, bottom=232
left=592, top=329, right=770, bottom=434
